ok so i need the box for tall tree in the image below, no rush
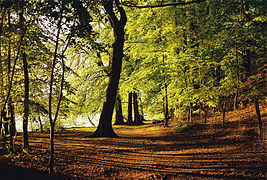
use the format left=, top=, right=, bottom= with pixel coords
left=20, top=3, right=30, bottom=150
left=91, top=0, right=127, bottom=137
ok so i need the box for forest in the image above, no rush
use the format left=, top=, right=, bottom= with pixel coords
left=0, top=0, right=266, bottom=179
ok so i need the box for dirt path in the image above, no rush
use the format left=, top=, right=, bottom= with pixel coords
left=0, top=103, right=266, bottom=179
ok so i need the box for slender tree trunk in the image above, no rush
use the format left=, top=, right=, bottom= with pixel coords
left=114, top=94, right=124, bottom=125
left=255, top=99, right=262, bottom=139
left=133, top=91, right=141, bottom=124
left=222, top=100, right=226, bottom=127
left=203, top=107, right=207, bottom=125
left=234, top=93, right=238, bottom=110
left=0, top=14, right=3, bottom=130
left=3, top=114, right=8, bottom=141
left=49, top=124, right=55, bottom=173
left=164, top=83, right=169, bottom=127
left=87, top=116, right=96, bottom=127
left=163, top=55, right=169, bottom=127
left=48, top=7, right=64, bottom=174
left=0, top=7, right=25, bottom=140
left=126, top=92, right=133, bottom=124
left=189, top=103, right=192, bottom=123
left=19, top=2, right=30, bottom=149
left=199, top=102, right=203, bottom=123
left=38, top=116, right=43, bottom=133
left=22, top=51, right=30, bottom=149
left=91, top=0, right=127, bottom=137
left=8, top=99, right=15, bottom=152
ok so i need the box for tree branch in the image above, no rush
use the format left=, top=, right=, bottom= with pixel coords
left=103, top=0, right=119, bottom=28
left=122, top=0, right=205, bottom=8
left=115, top=0, right=127, bottom=26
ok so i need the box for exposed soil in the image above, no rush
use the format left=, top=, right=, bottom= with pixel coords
left=0, top=102, right=266, bottom=180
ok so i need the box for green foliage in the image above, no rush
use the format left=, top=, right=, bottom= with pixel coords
left=0, top=0, right=265, bottom=132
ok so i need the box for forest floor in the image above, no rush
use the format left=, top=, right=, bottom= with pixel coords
left=0, top=102, right=266, bottom=180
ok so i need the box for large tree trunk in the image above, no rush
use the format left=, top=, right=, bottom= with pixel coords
left=126, top=92, right=133, bottom=124
left=114, top=94, right=125, bottom=125
left=22, top=51, right=30, bottom=149
left=91, top=0, right=127, bottom=137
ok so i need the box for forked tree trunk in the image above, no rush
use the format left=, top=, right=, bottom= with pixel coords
left=91, top=0, right=127, bottom=137
left=48, top=6, right=64, bottom=174
left=114, top=94, right=125, bottom=125
left=126, top=92, right=133, bottom=124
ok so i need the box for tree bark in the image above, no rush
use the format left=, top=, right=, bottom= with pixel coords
left=48, top=6, right=64, bottom=174
left=199, top=102, right=203, bottom=123
left=22, top=51, right=30, bottom=149
left=114, top=94, right=125, bottom=125
left=8, top=99, right=15, bottom=152
left=133, top=91, right=141, bottom=124
left=189, top=103, right=192, bottom=123
left=49, top=124, right=55, bottom=174
left=3, top=114, right=8, bottom=141
left=222, top=100, right=226, bottom=127
left=164, top=83, right=169, bottom=127
left=0, top=5, right=25, bottom=140
left=255, top=99, right=262, bottom=139
left=234, top=93, right=238, bottom=110
left=163, top=55, right=168, bottom=127
left=0, top=11, right=3, bottom=130
left=38, top=116, right=43, bottom=133
left=126, top=92, right=133, bottom=124
left=91, top=0, right=127, bottom=137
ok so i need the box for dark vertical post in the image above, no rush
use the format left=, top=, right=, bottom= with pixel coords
left=127, top=92, right=133, bottom=124
left=255, top=99, right=262, bottom=139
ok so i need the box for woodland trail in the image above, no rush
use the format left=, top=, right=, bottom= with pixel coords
left=0, top=103, right=266, bottom=180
